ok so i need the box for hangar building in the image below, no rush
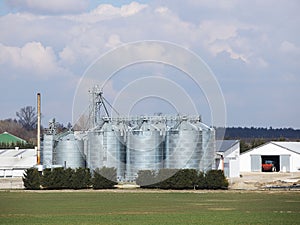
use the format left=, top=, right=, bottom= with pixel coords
left=240, top=142, right=300, bottom=173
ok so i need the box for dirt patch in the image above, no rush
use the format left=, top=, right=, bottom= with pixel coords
left=229, top=172, right=300, bottom=190
left=208, top=208, right=235, bottom=211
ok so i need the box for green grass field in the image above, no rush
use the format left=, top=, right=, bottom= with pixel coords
left=0, top=190, right=299, bottom=225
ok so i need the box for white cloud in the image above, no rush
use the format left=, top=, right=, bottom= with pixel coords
left=280, top=41, right=300, bottom=55
left=57, top=28, right=106, bottom=70
left=209, top=42, right=249, bottom=63
left=155, top=7, right=169, bottom=15
left=185, top=0, right=238, bottom=11
left=120, top=2, right=148, bottom=17
left=5, top=0, right=89, bottom=14
left=64, top=2, right=148, bottom=23
left=105, top=35, right=122, bottom=49
left=0, top=1, right=299, bottom=127
left=256, top=57, right=269, bottom=68
left=0, top=42, right=69, bottom=79
left=197, top=20, right=252, bottom=62
left=59, top=46, right=76, bottom=65
left=199, top=20, right=236, bottom=44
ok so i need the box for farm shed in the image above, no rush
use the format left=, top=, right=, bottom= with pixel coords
left=240, top=142, right=300, bottom=172
left=216, top=140, right=240, bottom=178
left=0, top=132, right=27, bottom=145
left=0, top=148, right=36, bottom=177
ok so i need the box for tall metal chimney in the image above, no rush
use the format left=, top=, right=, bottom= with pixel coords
left=37, top=93, right=41, bottom=165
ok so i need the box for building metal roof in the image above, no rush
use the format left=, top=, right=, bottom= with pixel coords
left=272, top=142, right=300, bottom=154
left=0, top=149, right=36, bottom=169
left=216, top=140, right=239, bottom=153
left=0, top=132, right=27, bottom=144
left=240, top=141, right=300, bottom=155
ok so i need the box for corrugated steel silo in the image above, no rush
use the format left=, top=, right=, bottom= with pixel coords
left=41, top=134, right=54, bottom=168
left=87, top=129, right=102, bottom=172
left=126, top=116, right=165, bottom=181
left=165, top=116, right=202, bottom=169
left=87, top=118, right=126, bottom=180
left=197, top=122, right=216, bottom=172
left=102, top=118, right=126, bottom=180
left=54, top=131, right=85, bottom=168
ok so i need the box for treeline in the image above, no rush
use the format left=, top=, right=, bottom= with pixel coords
left=216, top=127, right=300, bottom=140
left=23, top=167, right=117, bottom=190
left=136, top=169, right=228, bottom=190
left=0, top=119, right=37, bottom=144
left=239, top=139, right=266, bottom=153
left=216, top=127, right=300, bottom=153
left=0, top=118, right=70, bottom=147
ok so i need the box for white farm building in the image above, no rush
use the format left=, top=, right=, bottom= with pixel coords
left=240, top=142, right=300, bottom=173
left=216, top=140, right=240, bottom=178
left=0, top=149, right=36, bottom=178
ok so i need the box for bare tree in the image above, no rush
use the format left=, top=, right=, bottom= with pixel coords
left=73, top=114, right=89, bottom=131
left=16, top=106, right=37, bottom=131
left=0, top=119, right=36, bottom=144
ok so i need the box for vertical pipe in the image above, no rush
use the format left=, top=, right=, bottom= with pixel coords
left=37, top=93, right=41, bottom=165
left=221, top=155, right=224, bottom=171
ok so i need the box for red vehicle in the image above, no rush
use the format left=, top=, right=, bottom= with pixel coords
left=262, top=160, right=277, bottom=172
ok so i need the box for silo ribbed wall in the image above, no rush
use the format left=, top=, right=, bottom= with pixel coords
left=126, top=119, right=164, bottom=180
left=54, top=132, right=85, bottom=168
left=165, top=119, right=202, bottom=169
left=101, top=122, right=126, bottom=180
left=87, top=120, right=126, bottom=179
left=81, top=115, right=215, bottom=181
left=199, top=125, right=215, bottom=172
left=87, top=131, right=103, bottom=172
left=41, top=134, right=54, bottom=168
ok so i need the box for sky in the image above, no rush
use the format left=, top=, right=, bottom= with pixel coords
left=0, top=0, right=299, bottom=128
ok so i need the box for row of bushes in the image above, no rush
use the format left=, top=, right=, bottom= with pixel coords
left=136, top=169, right=228, bottom=190
left=23, top=167, right=117, bottom=190
left=23, top=167, right=228, bottom=190
left=0, top=141, right=34, bottom=149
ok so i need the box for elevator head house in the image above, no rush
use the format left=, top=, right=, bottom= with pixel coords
left=239, top=142, right=300, bottom=173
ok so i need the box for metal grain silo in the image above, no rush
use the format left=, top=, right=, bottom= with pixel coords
left=102, top=118, right=126, bottom=180
left=87, top=129, right=103, bottom=172
left=197, top=122, right=216, bottom=172
left=54, top=131, right=85, bottom=168
left=126, top=116, right=165, bottom=181
left=87, top=118, right=126, bottom=180
left=41, top=134, right=54, bottom=168
left=165, top=116, right=202, bottom=170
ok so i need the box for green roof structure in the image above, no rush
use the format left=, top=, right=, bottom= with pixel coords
left=0, top=132, right=27, bottom=145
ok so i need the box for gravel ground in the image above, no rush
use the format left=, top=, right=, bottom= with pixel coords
left=229, top=172, right=300, bottom=190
